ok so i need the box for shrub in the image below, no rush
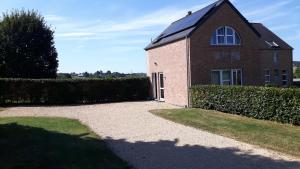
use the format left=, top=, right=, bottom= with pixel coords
left=190, top=85, right=300, bottom=125
left=0, top=78, right=150, bottom=105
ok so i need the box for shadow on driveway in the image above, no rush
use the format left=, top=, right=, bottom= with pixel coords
left=0, top=122, right=299, bottom=169
left=104, top=137, right=300, bottom=169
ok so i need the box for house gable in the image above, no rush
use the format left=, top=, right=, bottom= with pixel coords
left=188, top=1, right=263, bottom=86
left=145, top=0, right=260, bottom=51
left=189, top=1, right=261, bottom=49
left=188, top=0, right=260, bottom=38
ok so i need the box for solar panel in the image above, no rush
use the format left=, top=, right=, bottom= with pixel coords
left=158, top=2, right=218, bottom=40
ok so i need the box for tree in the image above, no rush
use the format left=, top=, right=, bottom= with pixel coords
left=94, top=71, right=102, bottom=77
left=0, top=9, right=58, bottom=78
left=83, top=72, right=89, bottom=77
left=295, top=67, right=300, bottom=78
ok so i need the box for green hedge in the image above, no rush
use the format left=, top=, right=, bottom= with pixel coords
left=190, top=85, right=300, bottom=125
left=0, top=78, right=150, bottom=105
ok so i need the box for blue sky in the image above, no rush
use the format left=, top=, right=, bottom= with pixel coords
left=0, top=0, right=299, bottom=73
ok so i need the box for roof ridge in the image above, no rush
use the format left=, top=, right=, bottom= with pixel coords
left=170, top=0, right=223, bottom=25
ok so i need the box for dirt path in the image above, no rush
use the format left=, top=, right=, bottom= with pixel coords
left=1, top=101, right=299, bottom=169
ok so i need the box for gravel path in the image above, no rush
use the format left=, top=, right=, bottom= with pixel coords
left=1, top=101, right=299, bottom=169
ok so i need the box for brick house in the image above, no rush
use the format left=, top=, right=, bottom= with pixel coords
left=145, top=0, right=293, bottom=107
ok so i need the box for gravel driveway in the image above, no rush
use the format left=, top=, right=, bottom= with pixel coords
left=1, top=101, right=299, bottom=169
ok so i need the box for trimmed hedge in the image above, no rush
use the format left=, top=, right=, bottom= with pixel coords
left=190, top=85, right=300, bottom=125
left=0, top=78, right=150, bottom=105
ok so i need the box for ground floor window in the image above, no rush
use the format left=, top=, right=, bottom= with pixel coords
left=211, top=69, right=242, bottom=85
left=159, top=73, right=165, bottom=101
left=232, top=69, right=242, bottom=85
left=282, top=70, right=288, bottom=86
left=273, top=69, right=280, bottom=85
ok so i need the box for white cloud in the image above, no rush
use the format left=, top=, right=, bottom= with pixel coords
left=56, top=32, right=96, bottom=38
left=255, top=12, right=288, bottom=22
left=270, top=24, right=299, bottom=31
left=44, top=15, right=65, bottom=22
left=76, top=45, right=85, bottom=49
left=244, top=1, right=291, bottom=17
left=286, top=32, right=300, bottom=41
left=52, top=1, right=216, bottom=40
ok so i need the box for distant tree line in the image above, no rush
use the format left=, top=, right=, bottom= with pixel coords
left=295, top=67, right=300, bottom=79
left=57, top=71, right=146, bottom=79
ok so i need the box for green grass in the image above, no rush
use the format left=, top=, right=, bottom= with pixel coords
left=0, top=117, right=130, bottom=169
left=151, top=109, right=300, bottom=158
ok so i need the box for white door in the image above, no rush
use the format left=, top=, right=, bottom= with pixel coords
left=159, top=73, right=165, bottom=101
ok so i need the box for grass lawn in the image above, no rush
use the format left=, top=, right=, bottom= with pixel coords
left=0, top=117, right=130, bottom=169
left=151, top=109, right=300, bottom=158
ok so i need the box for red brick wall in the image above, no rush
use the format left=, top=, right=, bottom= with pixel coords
left=189, top=2, right=292, bottom=86
left=260, top=49, right=293, bottom=86
left=147, top=39, right=189, bottom=107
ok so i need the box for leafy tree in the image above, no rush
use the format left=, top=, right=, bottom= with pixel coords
left=57, top=73, right=72, bottom=79
left=0, top=9, right=58, bottom=78
left=106, top=70, right=111, bottom=75
left=295, top=67, right=300, bottom=78
left=94, top=71, right=103, bottom=77
left=83, top=72, right=89, bottom=77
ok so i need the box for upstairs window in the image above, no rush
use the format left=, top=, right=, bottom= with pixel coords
left=282, top=70, right=288, bottom=86
left=264, top=69, right=271, bottom=84
left=211, top=26, right=241, bottom=45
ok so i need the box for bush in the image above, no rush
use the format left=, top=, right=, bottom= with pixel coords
left=0, top=78, right=150, bottom=105
left=190, top=85, right=300, bottom=125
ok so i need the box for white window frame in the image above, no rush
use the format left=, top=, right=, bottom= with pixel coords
left=213, top=26, right=241, bottom=45
left=273, top=69, right=280, bottom=85
left=211, top=69, right=242, bottom=86
left=264, top=69, right=271, bottom=83
left=231, top=69, right=243, bottom=85
left=221, top=70, right=231, bottom=85
left=282, top=70, right=288, bottom=86
left=216, top=27, right=225, bottom=45
left=158, top=72, right=165, bottom=102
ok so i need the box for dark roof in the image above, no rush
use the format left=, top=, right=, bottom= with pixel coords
left=251, top=23, right=293, bottom=50
left=148, top=27, right=195, bottom=49
left=153, top=1, right=220, bottom=41
left=145, top=0, right=260, bottom=50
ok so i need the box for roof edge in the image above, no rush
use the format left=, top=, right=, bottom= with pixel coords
left=144, top=36, right=188, bottom=51
left=256, top=23, right=293, bottom=50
